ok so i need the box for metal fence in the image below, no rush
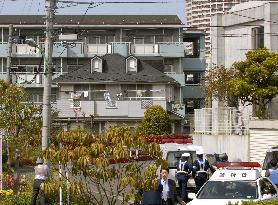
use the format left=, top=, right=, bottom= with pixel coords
left=194, top=107, right=251, bottom=135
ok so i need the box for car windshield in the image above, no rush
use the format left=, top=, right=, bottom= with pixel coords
left=166, top=151, right=196, bottom=168
left=262, top=151, right=278, bottom=170
left=197, top=181, right=258, bottom=199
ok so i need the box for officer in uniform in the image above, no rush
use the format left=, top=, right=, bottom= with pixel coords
left=193, top=151, right=210, bottom=192
left=266, top=159, right=278, bottom=187
left=176, top=153, right=193, bottom=201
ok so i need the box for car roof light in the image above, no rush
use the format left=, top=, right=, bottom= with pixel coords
left=216, top=162, right=261, bottom=169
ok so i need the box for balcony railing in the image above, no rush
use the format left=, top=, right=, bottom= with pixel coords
left=87, top=44, right=112, bottom=55
left=12, top=44, right=40, bottom=56
left=7, top=41, right=184, bottom=58
left=131, top=44, right=159, bottom=55
left=56, top=98, right=167, bottom=118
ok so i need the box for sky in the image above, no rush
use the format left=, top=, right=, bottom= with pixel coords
left=0, top=0, right=186, bottom=23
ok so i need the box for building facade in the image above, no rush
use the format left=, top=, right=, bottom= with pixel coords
left=0, top=15, right=206, bottom=133
left=211, top=1, right=278, bottom=119
left=185, top=0, right=249, bottom=66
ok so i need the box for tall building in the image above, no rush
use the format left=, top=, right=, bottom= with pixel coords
left=186, top=0, right=249, bottom=66
left=211, top=1, right=278, bottom=118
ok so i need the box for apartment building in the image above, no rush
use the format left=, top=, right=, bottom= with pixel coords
left=211, top=1, right=278, bottom=119
left=186, top=0, right=249, bottom=66
left=0, top=15, right=206, bottom=133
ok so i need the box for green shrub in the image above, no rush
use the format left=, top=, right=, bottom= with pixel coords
left=228, top=200, right=278, bottom=205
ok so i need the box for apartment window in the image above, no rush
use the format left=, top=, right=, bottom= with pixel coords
left=184, top=99, right=202, bottom=114
left=184, top=72, right=202, bottom=85
left=134, top=37, right=144, bottom=44
left=91, top=57, right=102, bottom=73
left=126, top=56, right=137, bottom=72
left=74, top=84, right=90, bottom=100
left=121, top=84, right=136, bottom=98
left=252, top=26, right=264, bottom=49
left=184, top=37, right=200, bottom=58
left=90, top=84, right=106, bottom=100
left=164, top=64, right=174, bottom=73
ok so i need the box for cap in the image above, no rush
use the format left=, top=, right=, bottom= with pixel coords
left=196, top=151, right=204, bottom=155
left=181, top=153, right=190, bottom=157
left=36, top=158, right=43, bottom=164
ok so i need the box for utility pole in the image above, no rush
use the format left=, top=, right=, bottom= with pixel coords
left=7, top=24, right=13, bottom=82
left=42, top=0, right=55, bottom=151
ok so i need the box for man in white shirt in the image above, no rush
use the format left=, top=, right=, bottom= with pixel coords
left=31, top=158, right=49, bottom=205
left=160, top=167, right=186, bottom=205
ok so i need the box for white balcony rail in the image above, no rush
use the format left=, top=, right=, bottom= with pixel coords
left=12, top=44, right=39, bottom=55
left=133, top=44, right=159, bottom=55
left=194, top=107, right=251, bottom=136
left=87, top=44, right=112, bottom=55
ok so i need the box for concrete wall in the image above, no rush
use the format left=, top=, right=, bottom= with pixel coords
left=249, top=120, right=278, bottom=163
left=193, top=134, right=249, bottom=162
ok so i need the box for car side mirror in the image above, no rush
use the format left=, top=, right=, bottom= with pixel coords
left=188, top=193, right=196, bottom=199
left=262, top=193, right=272, bottom=200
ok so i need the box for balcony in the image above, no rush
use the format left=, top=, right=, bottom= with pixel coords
left=0, top=44, right=7, bottom=57
left=12, top=44, right=41, bottom=57
left=131, top=44, right=159, bottom=56
left=112, top=42, right=130, bottom=56
left=8, top=41, right=186, bottom=58
left=56, top=98, right=167, bottom=118
left=164, top=72, right=185, bottom=86
left=183, top=85, right=204, bottom=99
left=159, top=42, right=184, bottom=57
left=86, top=44, right=112, bottom=56
left=183, top=58, right=206, bottom=71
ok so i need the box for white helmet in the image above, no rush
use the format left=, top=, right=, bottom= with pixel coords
left=181, top=153, right=190, bottom=157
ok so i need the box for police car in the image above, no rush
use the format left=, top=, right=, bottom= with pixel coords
left=187, top=162, right=278, bottom=205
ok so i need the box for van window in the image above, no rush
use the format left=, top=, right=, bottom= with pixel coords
left=166, top=151, right=196, bottom=168
left=262, top=151, right=278, bottom=170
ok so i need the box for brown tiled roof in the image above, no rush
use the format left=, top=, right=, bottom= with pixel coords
left=0, top=15, right=182, bottom=25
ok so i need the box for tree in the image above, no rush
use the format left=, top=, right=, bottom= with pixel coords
left=136, top=105, right=171, bottom=135
left=228, top=48, right=278, bottom=118
left=204, top=65, right=238, bottom=107
left=0, top=80, right=42, bottom=193
left=44, top=125, right=165, bottom=205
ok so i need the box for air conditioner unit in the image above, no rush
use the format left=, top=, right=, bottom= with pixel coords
left=59, top=34, right=78, bottom=41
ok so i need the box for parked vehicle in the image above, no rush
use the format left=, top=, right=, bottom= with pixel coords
left=187, top=162, right=278, bottom=205
left=262, top=146, right=278, bottom=172
left=159, top=134, right=204, bottom=190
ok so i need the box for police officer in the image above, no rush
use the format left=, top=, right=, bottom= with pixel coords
left=193, top=151, right=210, bottom=192
left=176, top=153, right=193, bottom=201
left=266, top=159, right=278, bottom=187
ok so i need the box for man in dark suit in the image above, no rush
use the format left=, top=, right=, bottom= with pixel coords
left=160, top=167, right=186, bottom=205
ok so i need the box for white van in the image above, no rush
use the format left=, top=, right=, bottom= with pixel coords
left=159, top=143, right=204, bottom=190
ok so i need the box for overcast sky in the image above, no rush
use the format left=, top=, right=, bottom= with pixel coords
left=0, top=0, right=185, bottom=23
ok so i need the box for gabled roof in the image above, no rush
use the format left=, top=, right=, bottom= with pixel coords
left=0, top=15, right=182, bottom=26
left=54, top=54, right=177, bottom=84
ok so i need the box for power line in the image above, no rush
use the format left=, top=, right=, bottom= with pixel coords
left=58, top=0, right=168, bottom=4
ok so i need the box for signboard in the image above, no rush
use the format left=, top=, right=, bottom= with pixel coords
left=210, top=169, right=261, bottom=181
